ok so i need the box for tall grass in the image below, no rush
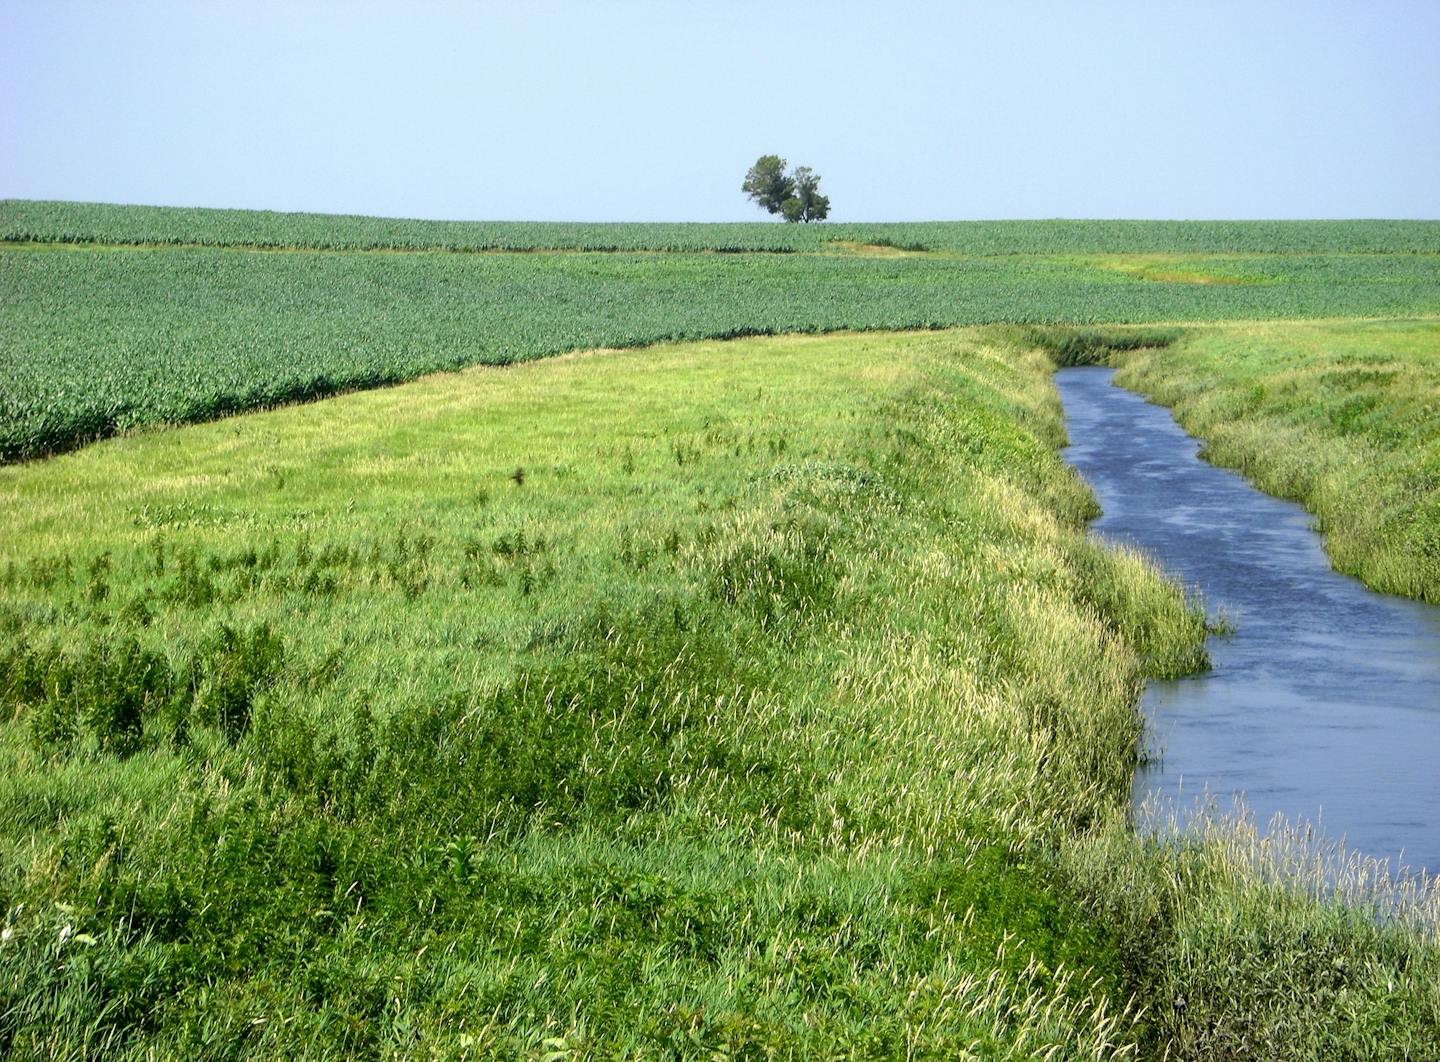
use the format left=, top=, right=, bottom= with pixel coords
left=1064, top=804, right=1440, bottom=1059
left=1020, top=326, right=1184, bottom=367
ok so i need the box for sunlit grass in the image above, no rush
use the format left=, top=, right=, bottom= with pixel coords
left=1, top=326, right=1435, bottom=1057
left=0, top=330, right=1187, bottom=1055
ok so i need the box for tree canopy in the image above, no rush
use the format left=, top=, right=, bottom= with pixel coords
left=742, top=155, right=830, bottom=223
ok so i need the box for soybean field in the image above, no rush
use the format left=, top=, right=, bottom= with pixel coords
left=2, top=201, right=1438, bottom=461
left=6, top=199, right=1440, bottom=253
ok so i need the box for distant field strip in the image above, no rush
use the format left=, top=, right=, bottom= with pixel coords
left=3, top=205, right=1438, bottom=462
left=6, top=200, right=1440, bottom=254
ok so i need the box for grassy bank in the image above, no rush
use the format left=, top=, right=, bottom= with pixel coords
left=1112, top=319, right=1440, bottom=602
left=1, top=329, right=1192, bottom=1056
left=2, top=329, right=1436, bottom=1057
left=4, top=207, right=1439, bottom=461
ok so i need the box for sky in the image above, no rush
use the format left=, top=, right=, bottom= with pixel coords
left=2, top=0, right=1438, bottom=222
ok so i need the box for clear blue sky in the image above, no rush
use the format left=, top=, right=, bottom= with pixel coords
left=3, top=0, right=1437, bottom=221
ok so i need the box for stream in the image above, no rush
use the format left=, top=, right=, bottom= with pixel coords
left=1056, top=366, right=1440, bottom=877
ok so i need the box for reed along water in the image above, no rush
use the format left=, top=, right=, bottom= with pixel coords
left=1056, top=366, right=1440, bottom=877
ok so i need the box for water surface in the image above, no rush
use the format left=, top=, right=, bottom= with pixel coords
left=1056, top=366, right=1440, bottom=875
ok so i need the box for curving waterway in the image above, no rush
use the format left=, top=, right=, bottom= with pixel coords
left=1056, top=366, right=1440, bottom=877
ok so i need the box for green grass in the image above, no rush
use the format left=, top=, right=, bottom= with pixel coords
left=1, top=327, right=1436, bottom=1058
left=1109, top=318, right=1440, bottom=602
left=1, top=329, right=1181, bottom=1056
left=3, top=201, right=1439, bottom=463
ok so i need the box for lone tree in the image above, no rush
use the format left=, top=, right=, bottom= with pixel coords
left=742, top=155, right=830, bottom=222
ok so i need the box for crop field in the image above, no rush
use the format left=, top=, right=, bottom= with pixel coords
left=7, top=200, right=1440, bottom=254
left=2, top=203, right=1439, bottom=1058
left=2, top=202, right=1439, bottom=461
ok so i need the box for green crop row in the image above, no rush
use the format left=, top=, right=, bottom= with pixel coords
left=3, top=243, right=1438, bottom=462
left=5, top=199, right=1440, bottom=254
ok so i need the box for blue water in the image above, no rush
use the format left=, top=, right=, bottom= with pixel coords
left=1056, top=366, right=1440, bottom=876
